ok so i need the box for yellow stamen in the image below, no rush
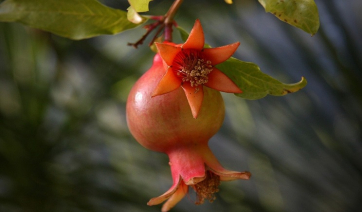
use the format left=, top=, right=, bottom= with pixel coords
left=172, top=50, right=213, bottom=88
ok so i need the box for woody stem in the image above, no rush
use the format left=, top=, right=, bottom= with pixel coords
left=127, top=0, right=183, bottom=48
left=164, top=0, right=183, bottom=42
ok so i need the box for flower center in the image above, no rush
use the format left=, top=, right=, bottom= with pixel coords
left=172, top=49, right=213, bottom=87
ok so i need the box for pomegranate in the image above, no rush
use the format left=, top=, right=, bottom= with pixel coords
left=126, top=20, right=251, bottom=211
left=127, top=54, right=225, bottom=153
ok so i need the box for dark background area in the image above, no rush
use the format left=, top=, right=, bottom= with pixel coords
left=0, top=0, right=361, bottom=211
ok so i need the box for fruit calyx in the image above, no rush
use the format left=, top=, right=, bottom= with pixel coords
left=147, top=143, right=251, bottom=211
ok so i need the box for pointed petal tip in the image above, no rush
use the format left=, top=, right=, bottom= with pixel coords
left=203, top=41, right=240, bottom=65
left=191, top=108, right=200, bottom=119
left=147, top=193, right=172, bottom=206
left=205, top=68, right=243, bottom=94
left=182, top=19, right=205, bottom=50
left=160, top=183, right=188, bottom=212
left=181, top=84, right=204, bottom=119
left=156, top=43, right=181, bottom=66
left=238, top=171, right=251, bottom=180
left=147, top=184, right=180, bottom=206
left=154, top=42, right=163, bottom=52
left=152, top=68, right=182, bottom=97
left=219, top=171, right=251, bottom=181
left=147, top=197, right=162, bottom=206
left=150, top=91, right=159, bottom=98
left=207, top=164, right=251, bottom=181
left=228, top=41, right=240, bottom=49
left=235, top=87, right=243, bottom=94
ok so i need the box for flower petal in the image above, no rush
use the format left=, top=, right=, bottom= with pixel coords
left=147, top=176, right=182, bottom=206
left=152, top=67, right=182, bottom=97
left=181, top=83, right=204, bottom=119
left=200, top=145, right=251, bottom=181
left=156, top=43, right=181, bottom=66
left=182, top=19, right=204, bottom=51
left=202, top=42, right=240, bottom=65
left=205, top=68, right=242, bottom=93
left=209, top=166, right=251, bottom=181
left=161, top=182, right=188, bottom=212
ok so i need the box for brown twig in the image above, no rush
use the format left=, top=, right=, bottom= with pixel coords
left=128, top=0, right=183, bottom=48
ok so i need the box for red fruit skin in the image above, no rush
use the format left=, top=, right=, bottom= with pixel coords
left=126, top=53, right=225, bottom=153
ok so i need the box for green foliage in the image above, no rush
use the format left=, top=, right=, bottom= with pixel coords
left=128, top=0, right=151, bottom=12
left=258, top=0, right=320, bottom=35
left=177, top=26, right=189, bottom=42
left=217, top=58, right=307, bottom=99
left=0, top=0, right=146, bottom=40
left=0, top=0, right=320, bottom=39
left=127, top=0, right=151, bottom=24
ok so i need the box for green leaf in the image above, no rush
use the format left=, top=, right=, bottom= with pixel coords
left=258, top=0, right=320, bottom=35
left=127, top=6, right=146, bottom=24
left=0, top=0, right=147, bottom=40
left=127, top=0, right=151, bottom=24
left=217, top=57, right=307, bottom=100
left=176, top=26, right=190, bottom=43
left=128, top=0, right=151, bottom=12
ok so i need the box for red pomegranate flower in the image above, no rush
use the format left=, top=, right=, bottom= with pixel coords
left=147, top=140, right=252, bottom=212
left=153, top=19, right=242, bottom=118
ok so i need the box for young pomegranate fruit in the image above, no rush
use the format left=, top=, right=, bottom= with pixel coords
left=126, top=20, right=251, bottom=211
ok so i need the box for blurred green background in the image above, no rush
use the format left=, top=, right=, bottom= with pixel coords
left=0, top=0, right=361, bottom=211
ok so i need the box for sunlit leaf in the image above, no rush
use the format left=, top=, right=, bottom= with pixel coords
left=217, top=57, right=307, bottom=99
left=127, top=6, right=145, bottom=24
left=127, top=0, right=151, bottom=24
left=128, top=0, right=152, bottom=12
left=258, top=0, right=320, bottom=35
left=0, top=0, right=147, bottom=40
